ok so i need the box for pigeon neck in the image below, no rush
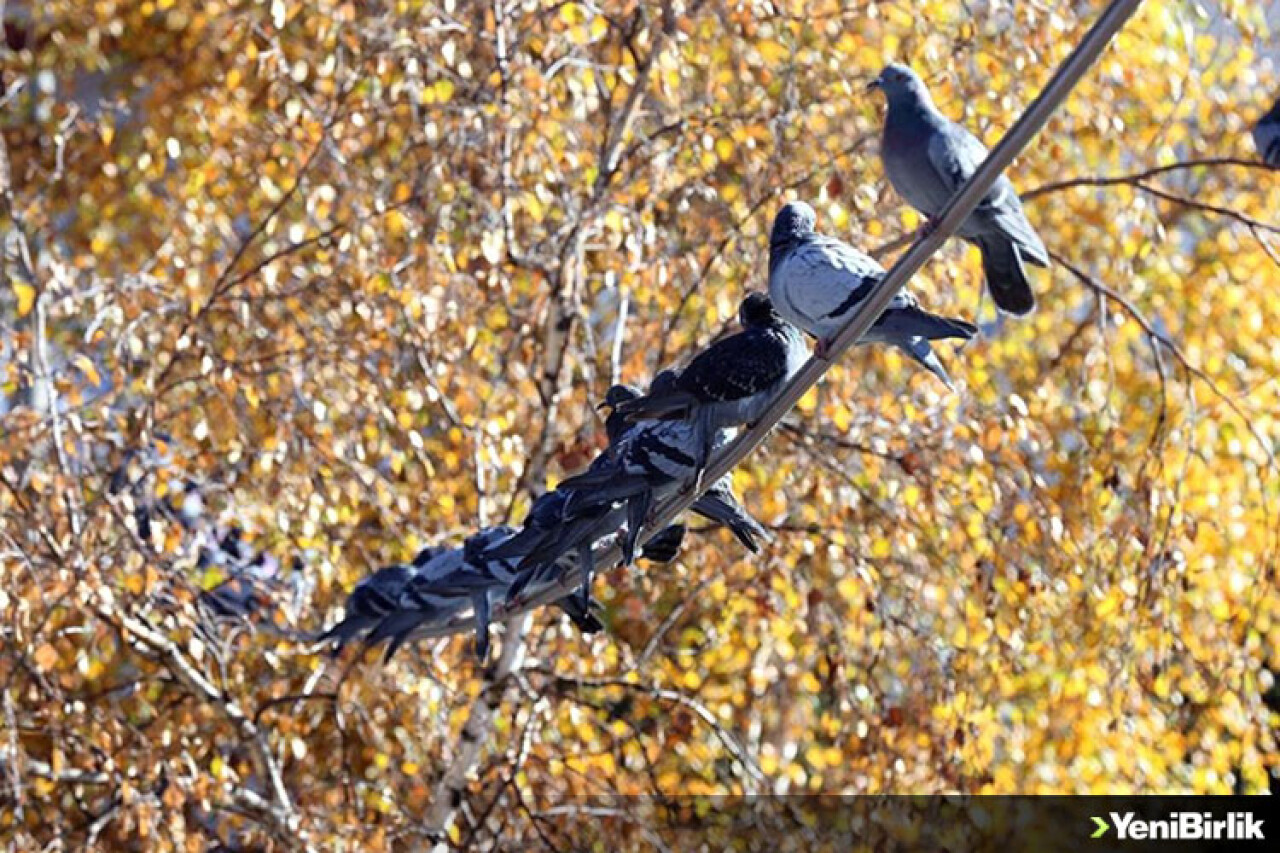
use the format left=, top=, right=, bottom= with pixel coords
left=891, top=87, right=940, bottom=120
left=768, top=234, right=804, bottom=274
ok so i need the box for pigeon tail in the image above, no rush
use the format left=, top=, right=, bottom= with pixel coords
left=620, top=489, right=653, bottom=566
left=482, top=526, right=549, bottom=561
left=873, top=304, right=977, bottom=343
left=318, top=616, right=373, bottom=652
left=692, top=490, right=768, bottom=553
left=471, top=593, right=491, bottom=661
left=898, top=338, right=956, bottom=391
left=554, top=595, right=604, bottom=633
left=976, top=236, right=1036, bottom=316
left=558, top=475, right=652, bottom=512
left=367, top=609, right=435, bottom=660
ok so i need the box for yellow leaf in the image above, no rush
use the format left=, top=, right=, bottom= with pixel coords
left=73, top=354, right=101, bottom=388
left=12, top=281, right=35, bottom=318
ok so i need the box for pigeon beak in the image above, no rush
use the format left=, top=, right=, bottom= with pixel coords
left=596, top=401, right=611, bottom=412
left=866, top=77, right=883, bottom=92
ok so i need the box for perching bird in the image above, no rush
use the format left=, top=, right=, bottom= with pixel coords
left=1253, top=97, right=1280, bottom=167
left=599, top=382, right=645, bottom=444
left=551, top=418, right=726, bottom=567
left=366, top=527, right=623, bottom=661
left=502, top=387, right=769, bottom=613
left=318, top=545, right=447, bottom=651
left=871, top=63, right=1048, bottom=315
left=768, top=200, right=977, bottom=388
left=559, top=399, right=768, bottom=560
left=489, top=376, right=692, bottom=605
left=614, top=293, right=808, bottom=479
left=597, top=378, right=769, bottom=554
left=366, top=527, right=521, bottom=661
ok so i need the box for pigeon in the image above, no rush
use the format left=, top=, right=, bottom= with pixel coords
left=318, top=544, right=447, bottom=651
left=502, top=400, right=767, bottom=611
left=871, top=63, right=1048, bottom=316
left=613, top=293, right=808, bottom=479
left=597, top=377, right=769, bottom=553
left=366, top=528, right=517, bottom=661
left=768, top=200, right=977, bottom=388
left=367, top=529, right=607, bottom=661
left=488, top=376, right=693, bottom=603
left=1254, top=97, right=1280, bottom=167
left=555, top=418, right=766, bottom=559
left=598, top=382, right=645, bottom=444
left=549, top=418, right=723, bottom=566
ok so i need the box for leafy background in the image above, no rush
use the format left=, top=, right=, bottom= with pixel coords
left=2, top=0, right=1278, bottom=849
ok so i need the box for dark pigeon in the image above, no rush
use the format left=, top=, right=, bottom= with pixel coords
left=318, top=562, right=415, bottom=651
left=595, top=376, right=767, bottom=553
left=613, top=293, right=808, bottom=479
left=365, top=528, right=603, bottom=662
left=768, top=200, right=977, bottom=387
left=872, top=63, right=1048, bottom=315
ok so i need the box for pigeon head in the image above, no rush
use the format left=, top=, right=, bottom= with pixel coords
left=738, top=292, right=781, bottom=328
left=598, top=383, right=641, bottom=412
left=770, top=201, right=816, bottom=248
left=412, top=544, right=448, bottom=568
left=769, top=201, right=816, bottom=275
left=870, top=63, right=931, bottom=106
left=648, top=369, right=681, bottom=395
left=599, top=383, right=642, bottom=442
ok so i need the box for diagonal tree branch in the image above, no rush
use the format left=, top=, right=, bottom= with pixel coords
left=1021, top=156, right=1278, bottom=201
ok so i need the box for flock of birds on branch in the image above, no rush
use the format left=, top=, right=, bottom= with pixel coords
left=121, top=65, right=1280, bottom=665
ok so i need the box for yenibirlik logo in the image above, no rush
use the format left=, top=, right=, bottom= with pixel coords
left=1091, top=812, right=1265, bottom=841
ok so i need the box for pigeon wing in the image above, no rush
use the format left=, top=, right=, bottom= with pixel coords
left=676, top=329, right=789, bottom=404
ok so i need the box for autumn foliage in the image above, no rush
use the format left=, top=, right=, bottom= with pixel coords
left=1, top=0, right=1278, bottom=849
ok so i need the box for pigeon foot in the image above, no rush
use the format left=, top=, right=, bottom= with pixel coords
left=913, top=218, right=938, bottom=241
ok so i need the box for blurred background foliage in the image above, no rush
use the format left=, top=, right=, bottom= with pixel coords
left=1, top=0, right=1278, bottom=849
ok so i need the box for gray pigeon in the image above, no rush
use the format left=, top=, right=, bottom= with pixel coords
left=318, top=545, right=447, bottom=651
left=871, top=63, right=1048, bottom=316
left=499, top=372, right=768, bottom=613
left=1254, top=97, right=1280, bottom=167
left=768, top=201, right=976, bottom=388
left=597, top=378, right=769, bottom=554
left=368, top=528, right=524, bottom=661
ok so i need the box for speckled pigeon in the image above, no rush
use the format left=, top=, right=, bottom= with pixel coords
left=768, top=200, right=976, bottom=389
left=613, top=292, right=808, bottom=481
left=1254, top=97, right=1280, bottom=167
left=872, top=63, right=1048, bottom=315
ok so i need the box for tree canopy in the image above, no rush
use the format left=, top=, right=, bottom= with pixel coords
left=2, top=0, right=1278, bottom=849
